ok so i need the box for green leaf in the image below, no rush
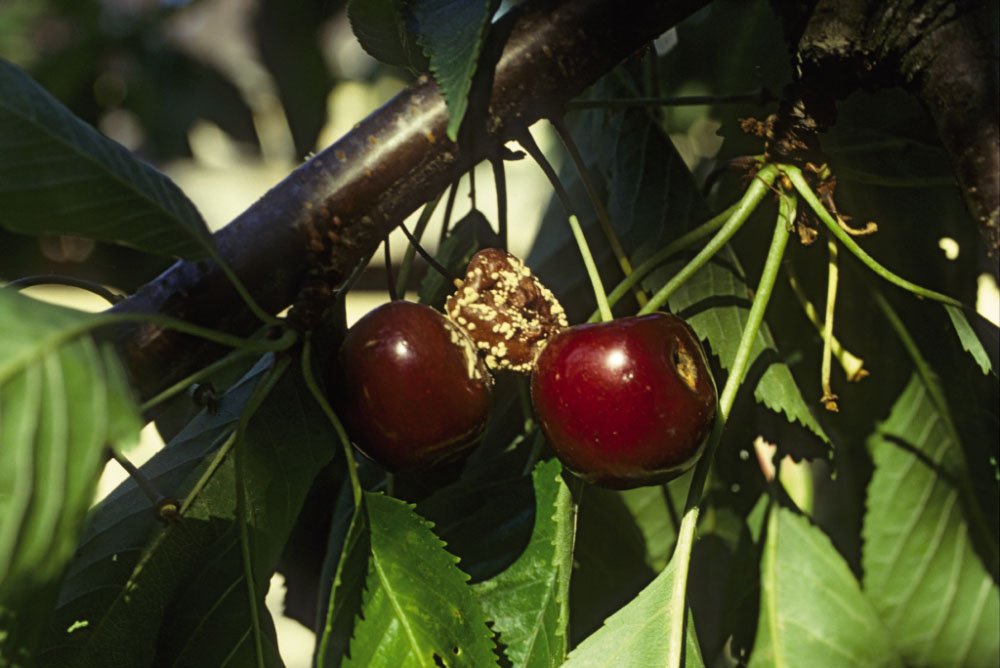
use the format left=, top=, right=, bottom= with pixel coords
left=747, top=505, right=902, bottom=668
left=563, top=555, right=705, bottom=668
left=344, top=491, right=498, bottom=668
left=0, top=290, right=140, bottom=598
left=347, top=0, right=428, bottom=72
left=472, top=459, right=574, bottom=668
left=944, top=304, right=995, bottom=375
left=39, top=359, right=335, bottom=667
left=661, top=247, right=829, bottom=446
left=862, top=374, right=1000, bottom=667
left=412, top=0, right=496, bottom=141
left=0, top=59, right=213, bottom=259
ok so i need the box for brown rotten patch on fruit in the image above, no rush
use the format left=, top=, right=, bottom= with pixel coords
left=446, top=248, right=568, bottom=373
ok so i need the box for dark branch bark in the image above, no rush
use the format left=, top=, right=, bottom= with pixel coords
left=773, top=0, right=999, bottom=255
left=111, top=0, right=709, bottom=403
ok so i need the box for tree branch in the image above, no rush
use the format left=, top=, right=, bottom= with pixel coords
left=771, top=0, right=999, bottom=255
left=110, top=0, right=709, bottom=403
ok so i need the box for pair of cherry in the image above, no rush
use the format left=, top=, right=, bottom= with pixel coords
left=332, top=251, right=717, bottom=490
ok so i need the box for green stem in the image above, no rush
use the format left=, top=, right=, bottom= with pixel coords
left=396, top=191, right=444, bottom=296
left=568, top=214, right=613, bottom=322
left=552, top=117, right=647, bottom=306
left=639, top=164, right=778, bottom=316
left=665, top=192, right=792, bottom=668
left=210, top=250, right=283, bottom=327
left=102, top=312, right=297, bottom=353
left=589, top=204, right=738, bottom=323
left=821, top=237, right=839, bottom=409
left=4, top=274, right=124, bottom=304
left=785, top=262, right=867, bottom=381
left=785, top=165, right=962, bottom=308
left=137, top=345, right=268, bottom=413
left=301, top=334, right=361, bottom=506
left=108, top=449, right=164, bottom=506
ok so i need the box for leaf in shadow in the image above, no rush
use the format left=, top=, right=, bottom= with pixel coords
left=39, top=359, right=337, bottom=668
left=0, top=60, right=213, bottom=259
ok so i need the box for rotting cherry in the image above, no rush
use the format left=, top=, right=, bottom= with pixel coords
left=530, top=313, right=717, bottom=489
left=332, top=300, right=492, bottom=472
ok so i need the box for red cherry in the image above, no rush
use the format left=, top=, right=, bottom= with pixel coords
left=333, top=300, right=492, bottom=472
left=530, top=313, right=716, bottom=489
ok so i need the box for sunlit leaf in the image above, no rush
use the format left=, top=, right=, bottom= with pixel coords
left=0, top=289, right=141, bottom=664
left=472, top=459, right=574, bottom=667
left=863, top=374, right=1000, bottom=667
left=944, top=304, right=995, bottom=375
left=343, top=492, right=498, bottom=668
left=0, top=290, right=140, bottom=595
left=0, top=59, right=213, bottom=259
left=563, top=555, right=704, bottom=668
left=747, top=505, right=902, bottom=668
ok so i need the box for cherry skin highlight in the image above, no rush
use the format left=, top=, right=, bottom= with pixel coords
left=333, top=300, right=492, bottom=472
left=530, top=313, right=717, bottom=489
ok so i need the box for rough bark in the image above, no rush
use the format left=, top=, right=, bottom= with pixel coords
left=110, top=0, right=709, bottom=403
left=772, top=0, right=999, bottom=255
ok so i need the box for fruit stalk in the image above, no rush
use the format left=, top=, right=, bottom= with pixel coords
left=786, top=165, right=963, bottom=308
left=638, top=164, right=778, bottom=315
left=665, top=191, right=794, bottom=668
left=567, top=214, right=613, bottom=322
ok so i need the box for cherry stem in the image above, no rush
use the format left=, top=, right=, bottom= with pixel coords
left=821, top=237, right=839, bottom=410
left=785, top=262, right=867, bottom=381
left=138, top=346, right=259, bottom=413
left=665, top=190, right=793, bottom=668
left=438, top=179, right=460, bottom=247
left=638, top=164, right=778, bottom=316
left=397, top=221, right=460, bottom=283
left=99, top=312, right=297, bottom=354
left=301, top=334, right=362, bottom=506
left=784, top=165, right=963, bottom=308
left=383, top=233, right=398, bottom=301
left=588, top=203, right=738, bottom=323
left=568, top=214, right=613, bottom=322
left=516, top=127, right=575, bottom=216
left=396, top=191, right=444, bottom=296
left=515, top=126, right=614, bottom=321
left=210, top=249, right=284, bottom=327
left=4, top=274, right=124, bottom=304
left=492, top=157, right=509, bottom=250
left=551, top=116, right=647, bottom=306
left=108, top=448, right=164, bottom=506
